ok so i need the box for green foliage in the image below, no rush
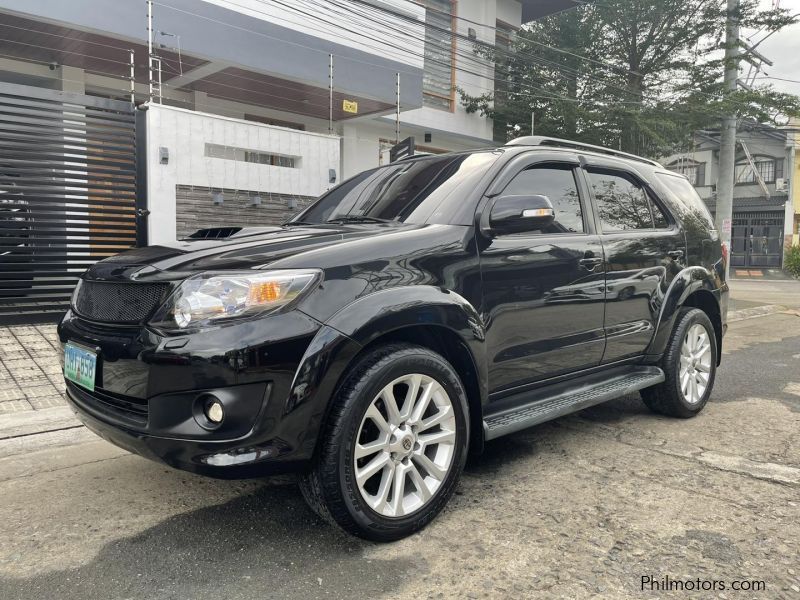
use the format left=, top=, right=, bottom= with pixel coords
left=785, top=245, right=800, bottom=279
left=459, top=0, right=800, bottom=157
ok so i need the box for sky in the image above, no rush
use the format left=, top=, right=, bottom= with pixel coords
left=747, top=0, right=800, bottom=97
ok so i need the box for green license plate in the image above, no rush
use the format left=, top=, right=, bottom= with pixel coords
left=64, top=342, right=97, bottom=391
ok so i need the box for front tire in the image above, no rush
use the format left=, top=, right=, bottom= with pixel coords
left=299, top=343, right=469, bottom=541
left=641, top=307, right=717, bottom=418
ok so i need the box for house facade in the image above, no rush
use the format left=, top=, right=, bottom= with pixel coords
left=0, top=0, right=582, bottom=244
left=662, top=126, right=794, bottom=269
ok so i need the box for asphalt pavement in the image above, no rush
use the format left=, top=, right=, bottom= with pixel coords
left=0, top=296, right=799, bottom=599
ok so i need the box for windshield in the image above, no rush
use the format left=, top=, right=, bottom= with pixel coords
left=289, top=152, right=498, bottom=225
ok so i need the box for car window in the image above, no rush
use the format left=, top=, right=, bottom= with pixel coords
left=291, top=152, right=498, bottom=225
left=655, top=171, right=715, bottom=228
left=502, top=165, right=584, bottom=234
left=651, top=199, right=669, bottom=228
left=587, top=169, right=656, bottom=232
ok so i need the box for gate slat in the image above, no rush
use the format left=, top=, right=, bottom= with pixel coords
left=0, top=82, right=139, bottom=324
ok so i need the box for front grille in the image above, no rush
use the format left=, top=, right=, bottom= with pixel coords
left=74, top=280, right=170, bottom=324
left=67, top=381, right=149, bottom=426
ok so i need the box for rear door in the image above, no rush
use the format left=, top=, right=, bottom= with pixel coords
left=479, top=154, right=606, bottom=394
left=580, top=160, right=686, bottom=362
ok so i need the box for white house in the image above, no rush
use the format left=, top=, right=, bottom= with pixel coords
left=0, top=0, right=583, bottom=244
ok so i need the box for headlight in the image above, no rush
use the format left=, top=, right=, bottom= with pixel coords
left=149, top=269, right=321, bottom=331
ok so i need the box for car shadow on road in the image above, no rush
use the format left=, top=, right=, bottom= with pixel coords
left=0, top=480, right=414, bottom=600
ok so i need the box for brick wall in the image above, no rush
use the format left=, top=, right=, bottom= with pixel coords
left=175, top=185, right=315, bottom=238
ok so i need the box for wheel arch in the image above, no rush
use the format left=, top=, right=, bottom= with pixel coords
left=682, top=289, right=722, bottom=363
left=289, top=287, right=488, bottom=464
left=647, top=267, right=723, bottom=364
left=354, top=323, right=486, bottom=456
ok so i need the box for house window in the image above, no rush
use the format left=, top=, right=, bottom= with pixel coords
left=667, top=160, right=705, bottom=186
left=422, top=0, right=456, bottom=110
left=205, top=143, right=299, bottom=168
left=735, top=158, right=781, bottom=184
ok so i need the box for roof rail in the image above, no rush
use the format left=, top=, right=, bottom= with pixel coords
left=396, top=151, right=434, bottom=162
left=504, top=136, right=662, bottom=167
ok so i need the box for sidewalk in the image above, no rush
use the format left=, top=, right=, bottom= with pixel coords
left=0, top=325, right=66, bottom=414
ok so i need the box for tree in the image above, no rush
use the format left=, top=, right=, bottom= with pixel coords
left=459, top=0, right=800, bottom=157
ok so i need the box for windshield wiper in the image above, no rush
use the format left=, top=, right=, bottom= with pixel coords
left=325, top=215, right=393, bottom=224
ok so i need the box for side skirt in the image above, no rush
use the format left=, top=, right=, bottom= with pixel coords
left=482, top=365, right=665, bottom=440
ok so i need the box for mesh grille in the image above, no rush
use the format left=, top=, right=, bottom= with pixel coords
left=74, top=280, right=170, bottom=324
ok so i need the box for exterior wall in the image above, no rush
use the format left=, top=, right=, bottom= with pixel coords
left=145, top=104, right=339, bottom=244
left=789, top=122, right=800, bottom=248
left=175, top=186, right=314, bottom=238
left=497, top=0, right=523, bottom=26
left=402, top=0, right=513, bottom=144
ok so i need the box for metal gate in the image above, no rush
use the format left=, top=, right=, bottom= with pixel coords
left=0, top=82, right=142, bottom=324
left=730, top=212, right=784, bottom=268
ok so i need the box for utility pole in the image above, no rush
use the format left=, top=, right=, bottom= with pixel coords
left=328, top=54, right=333, bottom=135
left=716, top=0, right=740, bottom=280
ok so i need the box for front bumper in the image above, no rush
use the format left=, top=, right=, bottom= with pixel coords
left=67, top=383, right=305, bottom=478
left=58, top=309, right=337, bottom=478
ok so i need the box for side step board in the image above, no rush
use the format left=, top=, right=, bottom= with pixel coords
left=483, top=366, right=665, bottom=441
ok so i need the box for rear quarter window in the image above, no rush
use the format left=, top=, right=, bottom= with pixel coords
left=654, top=172, right=715, bottom=230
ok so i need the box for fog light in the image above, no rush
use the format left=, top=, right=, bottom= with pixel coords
left=205, top=399, right=224, bottom=423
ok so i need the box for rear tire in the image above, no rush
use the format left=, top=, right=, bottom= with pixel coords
left=299, top=343, right=469, bottom=541
left=641, top=307, right=717, bottom=418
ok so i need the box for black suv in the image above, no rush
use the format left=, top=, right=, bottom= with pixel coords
left=59, top=137, right=728, bottom=541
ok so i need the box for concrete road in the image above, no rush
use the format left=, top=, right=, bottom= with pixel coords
left=1, top=312, right=799, bottom=599
left=728, top=278, right=800, bottom=311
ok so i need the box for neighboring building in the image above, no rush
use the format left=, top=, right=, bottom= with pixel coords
left=788, top=120, right=800, bottom=249
left=661, top=126, right=794, bottom=269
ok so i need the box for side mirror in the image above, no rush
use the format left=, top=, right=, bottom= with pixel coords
left=488, top=194, right=555, bottom=235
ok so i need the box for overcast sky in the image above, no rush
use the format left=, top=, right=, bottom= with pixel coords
left=747, top=0, right=800, bottom=96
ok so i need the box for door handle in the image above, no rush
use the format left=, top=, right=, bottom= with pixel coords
left=667, top=250, right=684, bottom=260
left=579, top=257, right=603, bottom=270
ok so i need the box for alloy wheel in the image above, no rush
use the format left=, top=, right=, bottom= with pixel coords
left=353, top=373, right=457, bottom=518
left=678, top=323, right=713, bottom=404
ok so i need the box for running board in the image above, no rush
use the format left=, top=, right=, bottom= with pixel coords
left=483, top=366, right=665, bottom=440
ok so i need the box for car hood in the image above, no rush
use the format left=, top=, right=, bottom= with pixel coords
left=85, top=224, right=426, bottom=281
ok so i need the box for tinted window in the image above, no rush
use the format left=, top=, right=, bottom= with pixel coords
left=587, top=170, right=655, bottom=232
left=655, top=172, right=715, bottom=228
left=651, top=199, right=669, bottom=228
left=291, top=152, right=498, bottom=225
left=503, top=166, right=584, bottom=233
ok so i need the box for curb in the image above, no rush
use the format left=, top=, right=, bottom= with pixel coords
left=0, top=406, right=81, bottom=440
left=727, top=304, right=794, bottom=323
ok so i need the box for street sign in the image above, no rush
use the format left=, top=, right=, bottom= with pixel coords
left=342, top=99, right=358, bottom=114
left=722, top=218, right=732, bottom=235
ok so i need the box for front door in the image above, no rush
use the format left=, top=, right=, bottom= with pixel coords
left=479, top=159, right=606, bottom=395
left=581, top=163, right=686, bottom=363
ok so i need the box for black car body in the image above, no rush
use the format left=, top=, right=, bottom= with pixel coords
left=59, top=137, right=727, bottom=537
